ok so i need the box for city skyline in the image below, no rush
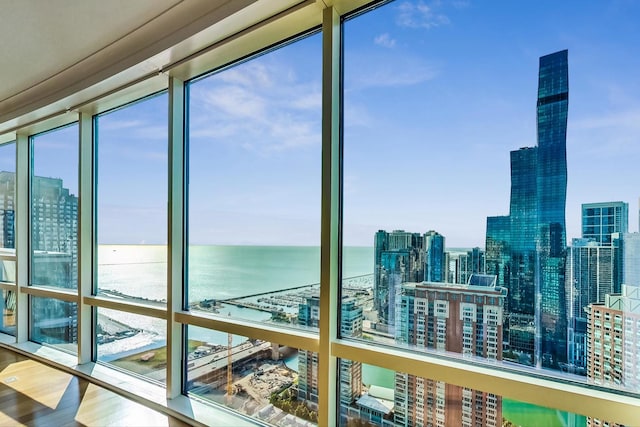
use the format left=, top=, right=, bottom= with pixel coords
left=9, top=1, right=640, bottom=249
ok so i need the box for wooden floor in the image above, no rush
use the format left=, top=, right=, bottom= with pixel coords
left=0, top=348, right=191, bottom=427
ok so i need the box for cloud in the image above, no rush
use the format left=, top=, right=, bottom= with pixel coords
left=98, top=119, right=144, bottom=131
left=568, top=109, right=640, bottom=158
left=348, top=55, right=440, bottom=89
left=396, top=1, right=451, bottom=29
left=374, top=33, right=396, bottom=48
left=571, top=109, right=640, bottom=131
left=189, top=59, right=321, bottom=153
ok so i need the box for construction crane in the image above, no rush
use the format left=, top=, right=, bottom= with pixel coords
left=226, top=332, right=233, bottom=398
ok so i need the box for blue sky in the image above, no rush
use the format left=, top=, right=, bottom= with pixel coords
left=22, top=1, right=640, bottom=248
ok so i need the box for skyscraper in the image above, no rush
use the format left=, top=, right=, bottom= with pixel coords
left=620, top=232, right=640, bottom=287
left=0, top=171, right=15, bottom=251
left=374, top=230, right=424, bottom=333
left=565, top=238, right=616, bottom=372
left=484, top=50, right=569, bottom=369
left=30, top=174, right=79, bottom=345
left=536, top=50, right=569, bottom=368
left=395, top=275, right=505, bottom=427
left=424, top=230, right=445, bottom=283
left=0, top=172, right=78, bottom=343
left=485, top=216, right=510, bottom=291
left=586, top=285, right=640, bottom=427
left=298, top=296, right=363, bottom=411
left=582, top=202, right=629, bottom=245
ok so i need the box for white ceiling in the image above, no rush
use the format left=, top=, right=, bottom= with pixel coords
left=1, top=0, right=181, bottom=101
left=0, top=0, right=261, bottom=129
left=0, top=0, right=371, bottom=134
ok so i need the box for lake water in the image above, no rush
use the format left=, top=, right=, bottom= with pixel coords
left=96, top=244, right=373, bottom=349
left=98, top=244, right=373, bottom=302
left=95, top=244, right=586, bottom=425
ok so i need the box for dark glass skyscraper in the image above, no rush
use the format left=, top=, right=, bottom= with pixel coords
left=485, top=50, right=569, bottom=369
left=536, top=50, right=569, bottom=368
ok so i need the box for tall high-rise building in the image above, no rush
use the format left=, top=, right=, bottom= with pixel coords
left=619, top=232, right=640, bottom=287
left=484, top=50, right=569, bottom=369
left=485, top=216, right=510, bottom=291
left=586, top=285, right=640, bottom=427
left=298, top=296, right=363, bottom=411
left=424, top=230, right=445, bottom=283
left=565, top=238, right=616, bottom=372
left=0, top=172, right=78, bottom=343
left=536, top=50, right=569, bottom=369
left=394, top=275, right=505, bottom=427
left=0, top=171, right=15, bottom=251
left=447, top=248, right=486, bottom=285
left=32, top=175, right=79, bottom=344
left=374, top=230, right=425, bottom=333
left=582, top=202, right=629, bottom=245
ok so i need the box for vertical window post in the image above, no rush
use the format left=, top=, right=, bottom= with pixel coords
left=319, top=5, right=341, bottom=426
left=78, top=111, right=94, bottom=364
left=15, top=133, right=28, bottom=343
left=167, top=76, right=186, bottom=398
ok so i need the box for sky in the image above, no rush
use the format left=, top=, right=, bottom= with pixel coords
left=16, top=0, right=640, bottom=248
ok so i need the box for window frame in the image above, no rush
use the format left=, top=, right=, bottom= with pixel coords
left=0, top=1, right=636, bottom=426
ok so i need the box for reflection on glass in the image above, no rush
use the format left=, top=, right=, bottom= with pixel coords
left=0, top=289, right=16, bottom=336
left=96, top=307, right=166, bottom=384
left=30, top=296, right=77, bottom=353
left=0, top=142, right=16, bottom=266
left=186, top=326, right=317, bottom=425
left=341, top=1, right=640, bottom=415
left=186, top=33, right=321, bottom=324
left=341, top=360, right=589, bottom=427
left=30, top=124, right=78, bottom=289
left=96, top=94, right=168, bottom=302
left=0, top=258, right=15, bottom=284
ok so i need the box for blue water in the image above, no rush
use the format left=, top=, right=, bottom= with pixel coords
left=98, top=244, right=373, bottom=302
left=97, top=244, right=373, bottom=348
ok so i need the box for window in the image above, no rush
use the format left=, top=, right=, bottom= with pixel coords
left=29, top=124, right=78, bottom=353
left=186, top=33, right=322, bottom=327
left=30, top=124, right=78, bottom=290
left=0, top=1, right=637, bottom=426
left=0, top=141, right=16, bottom=287
left=340, top=0, right=640, bottom=425
left=30, top=296, right=77, bottom=353
left=95, top=93, right=168, bottom=302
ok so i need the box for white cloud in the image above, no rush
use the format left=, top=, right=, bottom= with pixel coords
left=352, top=57, right=439, bottom=89
left=98, top=119, right=144, bottom=131
left=396, top=1, right=450, bottom=29
left=189, top=59, right=321, bottom=153
left=568, top=109, right=640, bottom=159
left=374, top=33, right=396, bottom=48
left=572, top=109, right=640, bottom=131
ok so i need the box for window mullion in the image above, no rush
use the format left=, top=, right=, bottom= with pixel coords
left=77, top=111, right=93, bottom=364
left=319, top=5, right=342, bottom=427
left=167, top=76, right=186, bottom=399
left=15, top=133, right=29, bottom=343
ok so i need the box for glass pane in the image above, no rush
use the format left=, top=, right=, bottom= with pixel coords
left=96, top=94, right=168, bottom=303
left=0, top=142, right=16, bottom=270
left=96, top=307, right=166, bottom=384
left=0, top=289, right=16, bottom=335
left=341, top=359, right=593, bottom=427
left=187, top=34, right=321, bottom=325
left=341, top=0, right=640, bottom=405
left=30, top=124, right=78, bottom=289
left=185, top=326, right=317, bottom=425
left=30, top=296, right=77, bottom=353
